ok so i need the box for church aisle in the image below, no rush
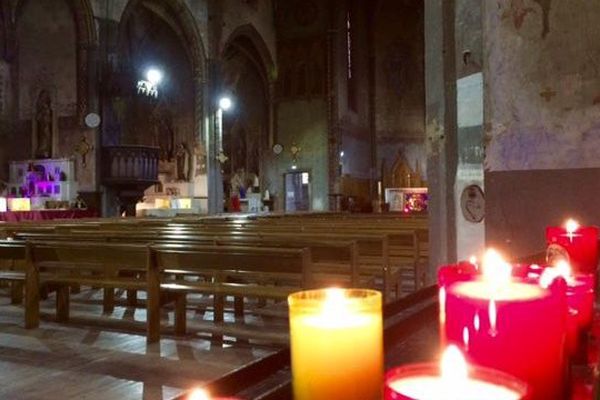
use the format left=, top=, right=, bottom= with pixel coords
left=0, top=290, right=280, bottom=400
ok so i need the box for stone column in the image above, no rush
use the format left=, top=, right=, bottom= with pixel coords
left=205, top=60, right=224, bottom=214
left=425, top=0, right=459, bottom=280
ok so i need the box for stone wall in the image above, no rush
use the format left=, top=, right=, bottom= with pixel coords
left=375, top=0, right=426, bottom=179
left=484, top=1, right=600, bottom=257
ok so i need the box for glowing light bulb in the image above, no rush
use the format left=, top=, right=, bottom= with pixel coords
left=473, top=313, right=480, bottom=332
left=462, top=327, right=470, bottom=349
left=146, top=68, right=163, bottom=85
left=219, top=97, right=233, bottom=111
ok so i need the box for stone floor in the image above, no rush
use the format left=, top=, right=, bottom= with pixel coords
left=0, top=289, right=282, bottom=400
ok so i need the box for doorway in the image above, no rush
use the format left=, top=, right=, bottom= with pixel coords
left=284, top=171, right=311, bottom=212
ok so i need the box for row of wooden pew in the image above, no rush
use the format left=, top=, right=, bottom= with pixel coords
left=0, top=213, right=428, bottom=343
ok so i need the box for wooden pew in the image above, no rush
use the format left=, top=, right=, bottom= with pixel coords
left=148, top=244, right=313, bottom=342
left=24, top=241, right=150, bottom=331
left=12, top=231, right=361, bottom=294
left=0, top=240, right=27, bottom=304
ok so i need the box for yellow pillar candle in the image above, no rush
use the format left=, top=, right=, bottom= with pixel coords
left=288, top=288, right=383, bottom=400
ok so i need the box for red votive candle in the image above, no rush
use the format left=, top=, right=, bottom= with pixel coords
left=568, top=273, right=595, bottom=329
left=546, top=219, right=598, bottom=274
left=443, top=250, right=567, bottom=400
left=538, top=261, right=595, bottom=356
left=438, top=261, right=478, bottom=288
left=384, top=345, right=530, bottom=400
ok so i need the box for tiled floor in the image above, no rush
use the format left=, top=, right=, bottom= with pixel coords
left=0, top=289, right=283, bottom=400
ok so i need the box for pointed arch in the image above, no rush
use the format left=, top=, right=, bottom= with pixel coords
left=15, top=0, right=97, bottom=121
left=222, top=23, right=275, bottom=89
left=118, top=0, right=206, bottom=80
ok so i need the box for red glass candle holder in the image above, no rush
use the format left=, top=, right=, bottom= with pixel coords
left=437, top=261, right=478, bottom=288
left=546, top=225, right=598, bottom=275
left=443, top=279, right=567, bottom=400
left=384, top=363, right=530, bottom=400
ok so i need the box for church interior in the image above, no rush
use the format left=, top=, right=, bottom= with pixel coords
left=0, top=0, right=598, bottom=399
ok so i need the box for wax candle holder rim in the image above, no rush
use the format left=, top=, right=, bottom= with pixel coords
left=447, top=279, right=554, bottom=302
left=384, top=362, right=530, bottom=399
left=288, top=288, right=382, bottom=309
left=546, top=225, right=599, bottom=232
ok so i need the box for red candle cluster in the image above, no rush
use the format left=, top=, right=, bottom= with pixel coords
left=546, top=220, right=598, bottom=275
left=385, top=219, right=597, bottom=400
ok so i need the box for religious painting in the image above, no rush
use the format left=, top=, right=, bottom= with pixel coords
left=385, top=188, right=404, bottom=212
left=385, top=187, right=428, bottom=213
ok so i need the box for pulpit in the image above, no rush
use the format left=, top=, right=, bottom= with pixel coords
left=102, top=145, right=160, bottom=216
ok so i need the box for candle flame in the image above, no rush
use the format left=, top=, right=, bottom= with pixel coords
left=322, top=288, right=349, bottom=318
left=540, top=260, right=574, bottom=288
left=188, top=388, right=210, bottom=400
left=488, top=299, right=498, bottom=336
left=439, top=287, right=446, bottom=324
left=473, top=313, right=480, bottom=332
left=325, top=287, right=345, bottom=304
left=482, top=249, right=512, bottom=287
left=565, top=218, right=580, bottom=234
left=565, top=219, right=579, bottom=242
left=440, top=345, right=468, bottom=382
left=469, top=255, right=478, bottom=270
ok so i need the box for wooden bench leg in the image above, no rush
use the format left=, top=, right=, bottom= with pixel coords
left=25, top=245, right=40, bottom=329
left=103, top=288, right=115, bottom=314
left=147, top=249, right=161, bottom=344
left=174, top=293, right=187, bottom=336
left=214, top=294, right=224, bottom=323
left=40, top=285, right=49, bottom=300
left=234, top=296, right=244, bottom=319
left=56, top=286, right=70, bottom=323
left=10, top=281, right=23, bottom=304
left=127, top=290, right=137, bottom=307
left=213, top=294, right=224, bottom=342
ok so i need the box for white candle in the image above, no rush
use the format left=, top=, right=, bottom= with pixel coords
left=385, top=346, right=527, bottom=400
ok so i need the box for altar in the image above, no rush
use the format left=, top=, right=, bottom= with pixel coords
left=6, top=158, right=78, bottom=210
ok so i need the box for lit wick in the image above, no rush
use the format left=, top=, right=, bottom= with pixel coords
left=565, top=219, right=580, bottom=243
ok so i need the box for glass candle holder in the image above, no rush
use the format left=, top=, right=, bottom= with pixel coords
left=288, top=288, right=383, bottom=400
left=385, top=363, right=530, bottom=400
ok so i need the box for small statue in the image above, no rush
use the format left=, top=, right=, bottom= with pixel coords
left=175, top=142, right=190, bottom=181
left=74, top=196, right=87, bottom=210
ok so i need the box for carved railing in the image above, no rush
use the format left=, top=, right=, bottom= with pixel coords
left=102, top=145, right=160, bottom=185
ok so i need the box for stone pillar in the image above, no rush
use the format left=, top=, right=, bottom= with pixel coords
left=454, top=0, right=485, bottom=260
left=424, top=0, right=459, bottom=280
left=205, top=60, right=224, bottom=214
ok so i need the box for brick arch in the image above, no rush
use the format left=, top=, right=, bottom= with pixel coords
left=15, top=0, right=97, bottom=121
